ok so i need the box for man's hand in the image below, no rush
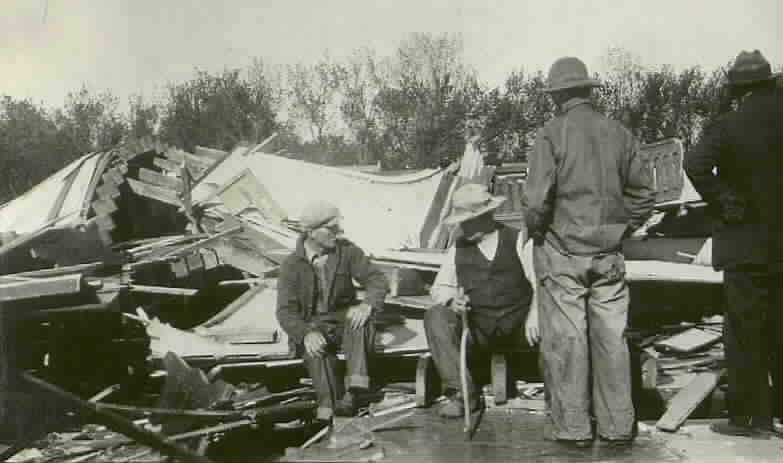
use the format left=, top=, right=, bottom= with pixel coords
left=525, top=304, right=540, bottom=346
left=346, top=303, right=372, bottom=330
left=304, top=331, right=327, bottom=357
left=450, top=287, right=470, bottom=314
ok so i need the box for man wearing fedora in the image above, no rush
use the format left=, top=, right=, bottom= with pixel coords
left=685, top=50, right=783, bottom=437
left=524, top=57, right=655, bottom=447
left=276, top=200, right=388, bottom=421
left=424, top=182, right=539, bottom=418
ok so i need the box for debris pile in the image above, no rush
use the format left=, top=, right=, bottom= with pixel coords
left=0, top=136, right=731, bottom=461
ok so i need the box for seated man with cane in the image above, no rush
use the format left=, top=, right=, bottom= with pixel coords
left=424, top=183, right=539, bottom=418
left=276, top=200, right=389, bottom=422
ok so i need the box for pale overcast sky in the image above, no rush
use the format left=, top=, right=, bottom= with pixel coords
left=2, top=0, right=781, bottom=108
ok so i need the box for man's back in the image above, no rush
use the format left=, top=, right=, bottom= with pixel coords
left=526, top=99, right=655, bottom=255
left=722, top=89, right=783, bottom=232
left=687, top=87, right=783, bottom=267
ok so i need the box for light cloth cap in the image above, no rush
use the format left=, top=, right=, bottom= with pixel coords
left=300, top=200, right=341, bottom=230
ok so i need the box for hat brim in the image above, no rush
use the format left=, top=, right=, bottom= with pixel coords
left=729, top=75, right=776, bottom=86
left=443, top=197, right=506, bottom=225
left=544, top=79, right=602, bottom=93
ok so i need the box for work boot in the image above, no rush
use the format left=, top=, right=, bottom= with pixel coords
left=710, top=419, right=765, bottom=438
left=334, top=391, right=359, bottom=417
left=555, top=439, right=594, bottom=449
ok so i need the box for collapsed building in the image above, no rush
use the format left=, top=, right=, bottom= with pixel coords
left=0, top=135, right=728, bottom=462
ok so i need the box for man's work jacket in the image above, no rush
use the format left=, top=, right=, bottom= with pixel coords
left=276, top=236, right=388, bottom=350
left=524, top=97, right=656, bottom=255
left=684, top=86, right=783, bottom=270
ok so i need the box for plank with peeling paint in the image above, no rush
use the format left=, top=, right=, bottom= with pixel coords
left=0, top=274, right=83, bottom=302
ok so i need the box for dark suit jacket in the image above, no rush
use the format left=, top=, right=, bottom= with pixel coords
left=684, top=86, right=783, bottom=269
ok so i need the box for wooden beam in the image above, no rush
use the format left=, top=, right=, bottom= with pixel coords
left=47, top=161, right=83, bottom=222
left=138, top=168, right=184, bottom=191
left=164, top=148, right=212, bottom=172
left=0, top=262, right=104, bottom=281
left=250, top=132, right=278, bottom=155
left=656, top=370, right=723, bottom=432
left=127, top=178, right=181, bottom=207
left=25, top=302, right=113, bottom=318
left=102, top=168, right=125, bottom=187
left=20, top=372, right=215, bottom=463
left=153, top=156, right=181, bottom=173
left=91, top=198, right=119, bottom=216
left=0, top=274, right=83, bottom=302
left=191, top=143, right=254, bottom=188
left=92, top=214, right=117, bottom=232
left=95, top=182, right=121, bottom=199
left=159, top=225, right=243, bottom=259
left=193, top=146, right=228, bottom=162
left=128, top=284, right=198, bottom=296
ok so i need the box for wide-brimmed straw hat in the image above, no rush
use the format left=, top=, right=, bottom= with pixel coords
left=443, top=183, right=506, bottom=225
left=544, top=56, right=601, bottom=93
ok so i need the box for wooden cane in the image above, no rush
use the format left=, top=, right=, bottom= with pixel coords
left=458, top=287, right=471, bottom=438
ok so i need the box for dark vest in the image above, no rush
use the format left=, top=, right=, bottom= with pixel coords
left=455, top=226, right=532, bottom=316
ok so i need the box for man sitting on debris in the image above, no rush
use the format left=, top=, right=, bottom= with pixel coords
left=685, top=50, right=783, bottom=437
left=424, top=183, right=539, bottom=418
left=276, top=200, right=389, bottom=421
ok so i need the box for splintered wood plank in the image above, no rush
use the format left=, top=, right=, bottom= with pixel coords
left=193, top=146, right=228, bottom=162
left=0, top=274, right=83, bottom=302
left=160, top=225, right=243, bottom=259
left=96, top=182, right=121, bottom=199
left=128, top=285, right=198, bottom=296
left=654, top=328, right=722, bottom=354
left=91, top=198, right=119, bottom=216
left=164, top=148, right=213, bottom=172
left=92, top=214, right=117, bottom=232
left=202, top=169, right=286, bottom=222
left=656, top=370, right=723, bottom=432
left=138, top=168, right=184, bottom=191
left=153, top=157, right=181, bottom=173
left=127, top=178, right=181, bottom=207
left=101, top=168, right=125, bottom=187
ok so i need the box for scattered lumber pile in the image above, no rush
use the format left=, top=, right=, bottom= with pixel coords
left=628, top=316, right=726, bottom=433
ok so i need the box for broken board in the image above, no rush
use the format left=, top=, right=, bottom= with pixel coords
left=656, top=370, right=723, bottom=432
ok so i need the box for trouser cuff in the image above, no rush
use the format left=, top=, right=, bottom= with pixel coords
left=346, top=375, right=369, bottom=390
left=316, top=406, right=333, bottom=420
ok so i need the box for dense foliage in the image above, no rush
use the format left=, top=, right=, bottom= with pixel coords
left=3, top=35, right=770, bottom=204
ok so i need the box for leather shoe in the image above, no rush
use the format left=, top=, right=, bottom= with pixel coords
left=556, top=439, right=593, bottom=449
left=602, top=438, right=633, bottom=448
left=334, top=391, right=359, bottom=417
left=710, top=420, right=763, bottom=437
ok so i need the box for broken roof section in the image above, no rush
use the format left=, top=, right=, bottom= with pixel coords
left=0, top=152, right=105, bottom=235
left=193, top=149, right=451, bottom=254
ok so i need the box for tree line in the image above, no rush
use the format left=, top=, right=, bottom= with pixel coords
left=1, top=33, right=764, bottom=205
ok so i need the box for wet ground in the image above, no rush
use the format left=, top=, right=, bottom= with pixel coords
left=276, top=408, right=783, bottom=463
